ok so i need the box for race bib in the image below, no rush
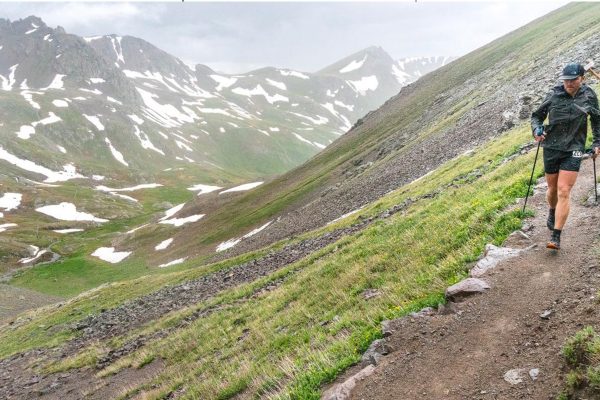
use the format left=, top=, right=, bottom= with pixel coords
left=572, top=150, right=583, bottom=158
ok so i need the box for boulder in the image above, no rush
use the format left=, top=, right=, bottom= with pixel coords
left=470, top=244, right=524, bottom=277
left=446, top=278, right=490, bottom=301
left=321, top=365, right=375, bottom=400
left=381, top=320, right=394, bottom=337
left=361, top=339, right=392, bottom=366
left=504, top=368, right=528, bottom=385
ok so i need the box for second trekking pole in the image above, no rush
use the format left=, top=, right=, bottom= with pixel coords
left=522, top=140, right=542, bottom=214
left=594, top=156, right=598, bottom=202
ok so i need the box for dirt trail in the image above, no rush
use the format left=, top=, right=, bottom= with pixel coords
left=345, top=159, right=600, bottom=399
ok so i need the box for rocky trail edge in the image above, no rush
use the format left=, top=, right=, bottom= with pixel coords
left=324, top=157, right=600, bottom=400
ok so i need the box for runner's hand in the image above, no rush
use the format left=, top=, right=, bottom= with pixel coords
left=593, top=146, right=600, bottom=159
left=534, top=126, right=545, bottom=142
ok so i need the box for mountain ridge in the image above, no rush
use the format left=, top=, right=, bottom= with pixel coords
left=3, top=3, right=600, bottom=399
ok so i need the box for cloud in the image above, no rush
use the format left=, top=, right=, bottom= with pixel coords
left=0, top=1, right=570, bottom=74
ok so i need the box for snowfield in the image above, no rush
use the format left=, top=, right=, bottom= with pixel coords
left=36, top=202, right=108, bottom=222
left=0, top=147, right=84, bottom=182
left=92, top=247, right=131, bottom=263
left=219, top=182, right=264, bottom=194
left=0, top=193, right=22, bottom=211
left=155, top=238, right=173, bottom=250
left=187, top=184, right=222, bottom=195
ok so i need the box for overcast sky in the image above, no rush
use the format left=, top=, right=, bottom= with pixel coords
left=1, top=1, right=569, bottom=74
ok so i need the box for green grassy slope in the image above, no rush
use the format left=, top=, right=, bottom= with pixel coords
left=0, top=122, right=544, bottom=398
left=165, top=2, right=600, bottom=258
left=9, top=2, right=600, bottom=300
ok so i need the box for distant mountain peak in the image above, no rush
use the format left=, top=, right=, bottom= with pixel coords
left=0, top=15, right=49, bottom=35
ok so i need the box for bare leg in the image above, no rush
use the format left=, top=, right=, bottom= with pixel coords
left=554, top=170, right=579, bottom=230
left=546, top=172, right=559, bottom=209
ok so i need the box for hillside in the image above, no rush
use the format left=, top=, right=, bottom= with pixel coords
left=0, top=15, right=450, bottom=277
left=335, top=162, right=600, bottom=399
left=2, top=2, right=600, bottom=399
left=114, top=2, right=600, bottom=268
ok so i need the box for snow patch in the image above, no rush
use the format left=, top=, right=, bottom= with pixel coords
left=280, top=70, right=309, bottom=79
left=36, top=202, right=108, bottom=222
left=328, top=207, right=364, bottom=225
left=392, top=64, right=411, bottom=85
left=108, top=192, right=138, bottom=202
left=187, top=184, right=222, bottom=195
left=96, top=183, right=162, bottom=192
left=92, top=247, right=131, bottom=263
left=220, top=182, right=263, bottom=194
left=321, top=103, right=351, bottom=131
left=159, top=214, right=204, bottom=227
left=346, top=76, right=379, bottom=95
left=232, top=84, right=289, bottom=104
left=0, top=223, right=17, bottom=233
left=176, top=140, right=193, bottom=152
left=0, top=64, right=18, bottom=91
left=19, top=246, right=48, bottom=264
left=0, top=147, right=84, bottom=182
left=266, top=78, right=287, bottom=90
left=0, top=193, right=22, bottom=211
left=136, top=87, right=197, bottom=128
left=53, top=228, right=84, bottom=234
left=216, top=221, right=272, bottom=252
left=107, top=96, right=123, bottom=105
left=33, top=112, right=61, bottom=127
left=110, top=36, right=125, bottom=65
left=289, top=112, right=329, bottom=125
left=53, top=99, right=69, bottom=108
left=133, top=125, right=164, bottom=155
left=83, top=114, right=105, bottom=131
left=293, top=132, right=319, bottom=148
left=42, top=74, right=65, bottom=90
left=339, top=54, right=367, bottom=73
left=159, top=258, right=186, bottom=268
left=80, top=88, right=102, bottom=95
left=104, top=138, right=128, bottom=167
left=210, top=75, right=238, bottom=91
left=16, top=125, right=35, bottom=139
left=21, top=90, right=42, bottom=109
left=84, top=36, right=103, bottom=42
left=334, top=100, right=354, bottom=111
left=155, top=238, right=173, bottom=251
left=216, top=238, right=241, bottom=252
left=128, top=114, right=144, bottom=124
left=160, top=203, right=185, bottom=221
left=126, top=224, right=149, bottom=234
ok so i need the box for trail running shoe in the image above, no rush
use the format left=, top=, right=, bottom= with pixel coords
left=546, top=209, right=555, bottom=231
left=546, top=233, right=561, bottom=250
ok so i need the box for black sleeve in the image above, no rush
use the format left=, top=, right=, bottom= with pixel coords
left=531, top=90, right=554, bottom=135
left=588, top=89, right=600, bottom=148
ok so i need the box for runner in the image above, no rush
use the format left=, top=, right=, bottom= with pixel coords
left=531, top=62, right=600, bottom=249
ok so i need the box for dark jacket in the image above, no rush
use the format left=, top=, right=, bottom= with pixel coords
left=531, top=83, right=600, bottom=151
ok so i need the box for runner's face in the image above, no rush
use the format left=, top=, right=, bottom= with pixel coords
left=563, top=76, right=583, bottom=96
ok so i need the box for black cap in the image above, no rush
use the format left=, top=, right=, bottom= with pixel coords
left=559, top=63, right=585, bottom=80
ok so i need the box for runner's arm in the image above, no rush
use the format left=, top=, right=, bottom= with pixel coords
left=531, top=90, right=553, bottom=137
left=589, top=90, right=600, bottom=150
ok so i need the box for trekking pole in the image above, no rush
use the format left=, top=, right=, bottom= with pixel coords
left=594, top=156, right=598, bottom=202
left=522, top=141, right=541, bottom=214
